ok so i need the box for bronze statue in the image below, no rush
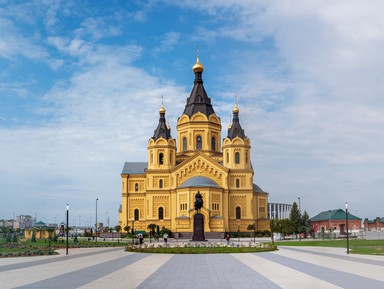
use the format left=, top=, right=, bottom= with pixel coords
left=194, top=191, right=203, bottom=213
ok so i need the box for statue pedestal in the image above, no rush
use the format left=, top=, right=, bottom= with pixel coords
left=192, top=213, right=205, bottom=241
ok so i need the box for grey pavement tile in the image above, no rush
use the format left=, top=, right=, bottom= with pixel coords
left=256, top=252, right=384, bottom=289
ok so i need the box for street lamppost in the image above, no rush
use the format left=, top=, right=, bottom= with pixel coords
left=66, top=204, right=69, bottom=255
left=328, top=210, right=331, bottom=240
left=253, top=220, right=256, bottom=243
left=131, top=218, right=134, bottom=244
left=298, top=197, right=301, bottom=211
left=95, top=198, right=99, bottom=242
left=149, top=222, right=152, bottom=243
left=271, top=215, right=275, bottom=246
left=346, top=202, right=349, bottom=254
left=237, top=221, right=240, bottom=243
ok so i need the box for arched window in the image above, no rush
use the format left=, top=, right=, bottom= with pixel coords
left=183, top=137, right=187, bottom=151
left=236, top=179, right=240, bottom=188
left=159, top=153, right=164, bottom=165
left=196, top=136, right=202, bottom=150
left=226, top=152, right=229, bottom=163
left=135, top=183, right=139, bottom=191
left=158, top=207, right=164, bottom=220
left=159, top=179, right=163, bottom=188
left=246, top=151, right=248, bottom=164
left=151, top=152, right=153, bottom=164
left=235, top=152, right=240, bottom=164
left=134, top=209, right=139, bottom=221
left=211, top=137, right=216, bottom=151
left=170, top=151, right=173, bottom=163
left=236, top=206, right=241, bottom=219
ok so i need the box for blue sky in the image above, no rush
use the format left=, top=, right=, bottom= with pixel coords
left=1, top=0, right=383, bottom=226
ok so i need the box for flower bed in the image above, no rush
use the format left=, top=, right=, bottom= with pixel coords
left=125, top=241, right=277, bottom=254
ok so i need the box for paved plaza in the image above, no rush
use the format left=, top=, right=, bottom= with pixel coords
left=1, top=242, right=383, bottom=289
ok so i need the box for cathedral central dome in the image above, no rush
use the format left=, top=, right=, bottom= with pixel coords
left=178, top=176, right=220, bottom=188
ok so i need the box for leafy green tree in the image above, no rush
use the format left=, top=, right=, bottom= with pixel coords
left=289, top=202, right=301, bottom=238
left=282, top=219, right=293, bottom=238
left=160, top=226, right=172, bottom=237
left=147, top=223, right=157, bottom=236
left=31, top=229, right=36, bottom=242
left=247, top=223, right=256, bottom=230
left=5, top=229, right=12, bottom=243
left=247, top=223, right=257, bottom=239
left=273, top=219, right=292, bottom=239
left=12, top=232, right=18, bottom=243
left=47, top=228, right=54, bottom=241
left=53, top=231, right=58, bottom=242
left=300, top=210, right=311, bottom=238
left=124, top=225, right=131, bottom=239
left=115, top=225, right=121, bottom=233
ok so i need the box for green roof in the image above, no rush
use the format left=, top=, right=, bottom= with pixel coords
left=310, top=209, right=361, bottom=222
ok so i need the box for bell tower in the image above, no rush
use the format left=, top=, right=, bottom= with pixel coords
left=222, top=102, right=252, bottom=170
left=147, top=103, right=176, bottom=170
left=176, top=55, right=222, bottom=162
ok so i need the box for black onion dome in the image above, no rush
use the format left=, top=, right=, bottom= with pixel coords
left=227, top=105, right=246, bottom=140
left=183, top=56, right=215, bottom=118
left=152, top=105, right=172, bottom=140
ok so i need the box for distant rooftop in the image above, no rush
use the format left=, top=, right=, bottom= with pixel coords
left=310, top=209, right=361, bottom=222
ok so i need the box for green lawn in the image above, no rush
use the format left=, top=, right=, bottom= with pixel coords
left=275, top=239, right=384, bottom=255
left=0, top=238, right=126, bottom=257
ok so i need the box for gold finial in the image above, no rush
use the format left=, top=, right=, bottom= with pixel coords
left=228, top=114, right=232, bottom=129
left=233, top=95, right=239, bottom=113
left=192, top=46, right=204, bottom=73
left=159, top=96, right=166, bottom=113
left=167, top=121, right=171, bottom=130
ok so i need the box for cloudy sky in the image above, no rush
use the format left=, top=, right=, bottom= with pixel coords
left=1, top=0, right=383, bottom=227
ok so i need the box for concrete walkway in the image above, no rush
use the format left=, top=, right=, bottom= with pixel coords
left=0, top=244, right=383, bottom=289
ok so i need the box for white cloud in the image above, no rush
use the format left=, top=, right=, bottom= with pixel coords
left=153, top=32, right=181, bottom=54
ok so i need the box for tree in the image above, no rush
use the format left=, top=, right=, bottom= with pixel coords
left=289, top=202, right=301, bottom=238
left=47, top=228, right=54, bottom=241
left=247, top=223, right=256, bottom=239
left=160, top=226, right=172, bottom=237
left=247, top=224, right=256, bottom=231
left=147, top=223, right=157, bottom=236
left=124, top=225, right=131, bottom=239
left=31, top=229, right=36, bottom=243
left=114, top=225, right=121, bottom=241
left=53, top=231, right=58, bottom=242
left=12, top=232, right=18, bottom=243
left=272, top=219, right=293, bottom=240
left=281, top=219, right=293, bottom=239
left=300, top=210, right=311, bottom=238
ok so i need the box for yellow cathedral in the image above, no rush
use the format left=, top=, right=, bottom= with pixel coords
left=119, top=56, right=269, bottom=238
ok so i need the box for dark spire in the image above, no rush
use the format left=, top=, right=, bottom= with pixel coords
left=152, top=104, right=172, bottom=140
left=227, top=102, right=246, bottom=140
left=182, top=56, right=215, bottom=117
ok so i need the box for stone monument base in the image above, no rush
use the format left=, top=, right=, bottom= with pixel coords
left=192, top=213, right=205, bottom=241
